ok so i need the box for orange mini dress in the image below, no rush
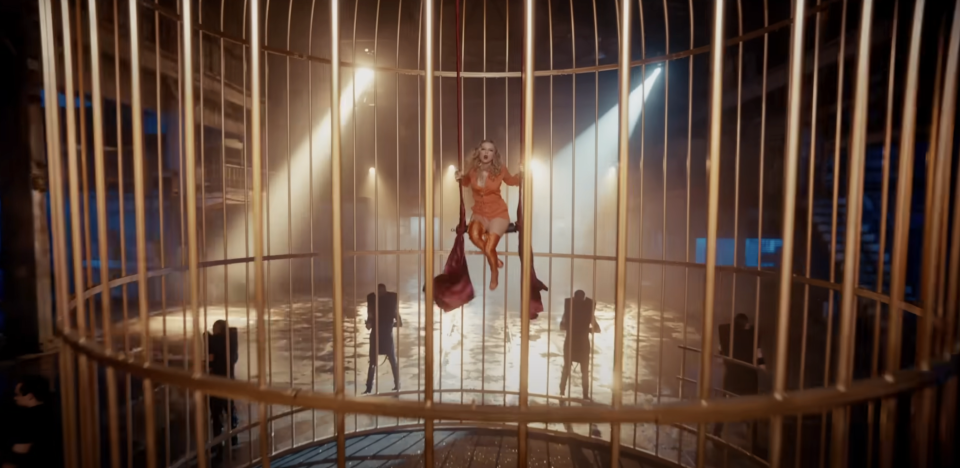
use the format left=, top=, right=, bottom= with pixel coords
left=460, top=167, right=521, bottom=236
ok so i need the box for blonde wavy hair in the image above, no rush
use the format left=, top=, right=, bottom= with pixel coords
left=466, top=139, right=503, bottom=176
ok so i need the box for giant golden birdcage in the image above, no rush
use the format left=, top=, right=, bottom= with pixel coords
left=34, top=0, right=960, bottom=467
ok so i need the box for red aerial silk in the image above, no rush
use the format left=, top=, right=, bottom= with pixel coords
left=515, top=178, right=548, bottom=320
left=432, top=0, right=475, bottom=313
left=432, top=206, right=475, bottom=312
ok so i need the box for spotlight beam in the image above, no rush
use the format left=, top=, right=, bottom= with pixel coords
left=215, top=69, right=376, bottom=283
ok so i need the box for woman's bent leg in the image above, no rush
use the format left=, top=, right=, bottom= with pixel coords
left=468, top=220, right=486, bottom=251
left=484, top=233, right=502, bottom=290
left=486, top=218, right=509, bottom=268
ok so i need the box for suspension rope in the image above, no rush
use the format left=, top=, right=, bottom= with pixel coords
left=430, top=0, right=475, bottom=313
left=455, top=0, right=466, bottom=231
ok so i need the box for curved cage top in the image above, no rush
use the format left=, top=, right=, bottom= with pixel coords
left=145, top=0, right=817, bottom=75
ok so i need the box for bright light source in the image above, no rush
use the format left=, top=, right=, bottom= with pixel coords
left=608, top=165, right=617, bottom=175
left=357, top=68, right=375, bottom=83
left=530, top=159, right=545, bottom=177
left=448, top=164, right=456, bottom=172
left=369, top=167, right=376, bottom=175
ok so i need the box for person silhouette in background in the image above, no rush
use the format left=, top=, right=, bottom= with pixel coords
left=206, top=320, right=239, bottom=448
left=2, top=375, right=61, bottom=468
left=364, top=284, right=402, bottom=394
left=714, top=313, right=764, bottom=443
left=559, top=290, right=600, bottom=400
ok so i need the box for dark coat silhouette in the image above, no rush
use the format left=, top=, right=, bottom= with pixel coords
left=366, top=291, right=399, bottom=357
left=717, top=323, right=761, bottom=396
left=207, top=327, right=239, bottom=378
left=561, top=297, right=596, bottom=364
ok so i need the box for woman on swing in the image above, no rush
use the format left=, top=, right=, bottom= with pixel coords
left=455, top=139, right=523, bottom=291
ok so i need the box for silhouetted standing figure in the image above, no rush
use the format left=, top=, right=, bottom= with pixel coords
left=714, top=313, right=764, bottom=444
left=206, top=320, right=239, bottom=447
left=560, top=290, right=600, bottom=400
left=2, top=375, right=62, bottom=467
left=364, top=284, right=402, bottom=394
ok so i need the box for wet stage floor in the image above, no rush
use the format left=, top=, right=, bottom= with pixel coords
left=116, top=280, right=760, bottom=467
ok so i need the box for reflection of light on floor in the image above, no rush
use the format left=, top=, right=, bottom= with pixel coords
left=115, top=305, right=269, bottom=361
left=127, top=281, right=731, bottom=458
left=118, top=306, right=252, bottom=338
left=122, top=294, right=720, bottom=401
